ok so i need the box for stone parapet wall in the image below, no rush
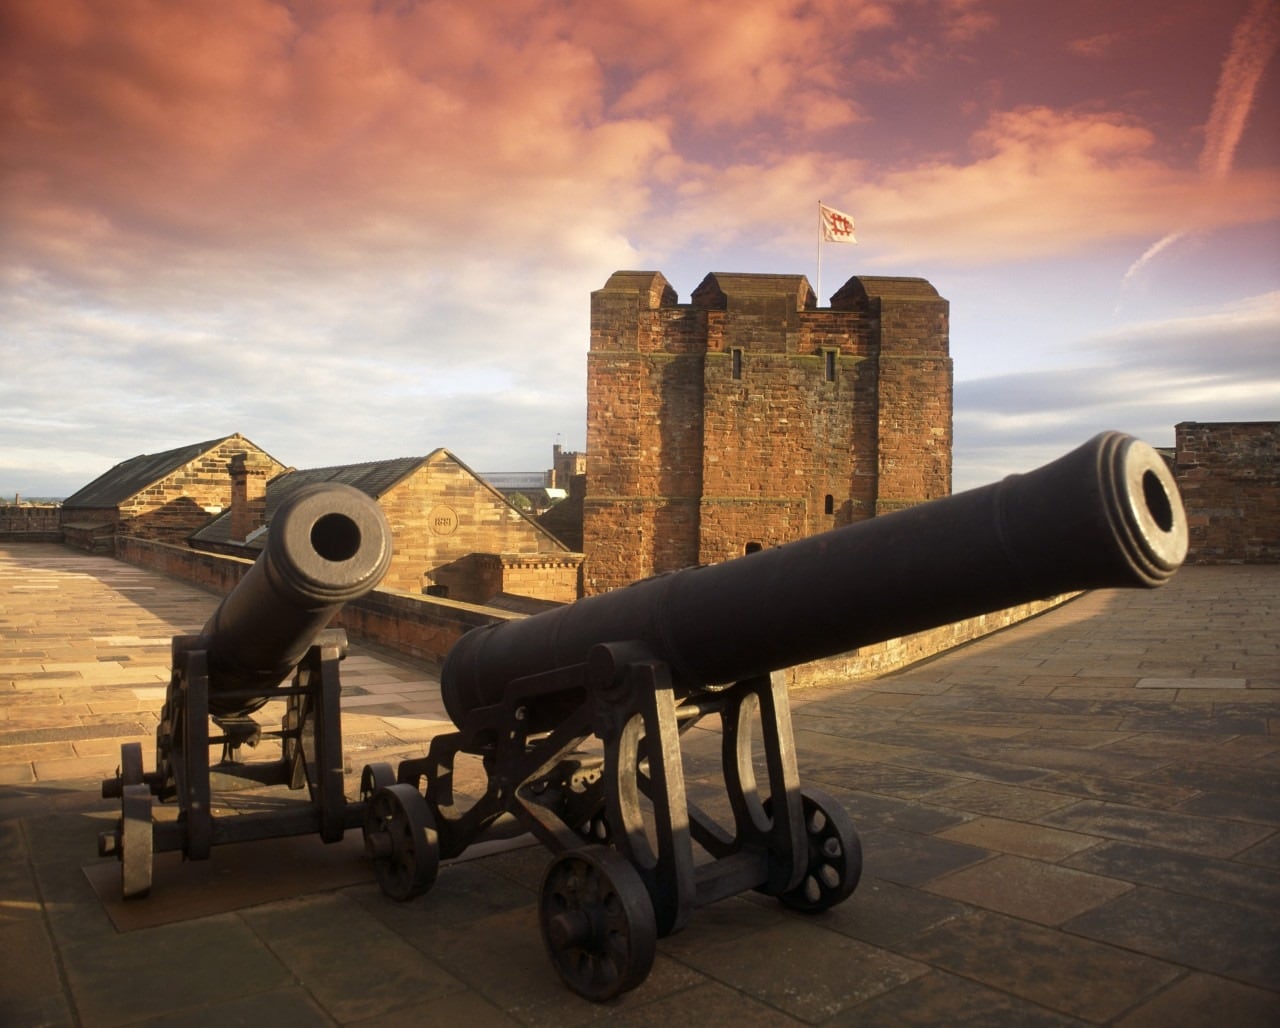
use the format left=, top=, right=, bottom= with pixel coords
left=782, top=594, right=1077, bottom=689
left=480, top=554, right=582, bottom=605
left=1175, top=421, right=1279, bottom=564
left=113, top=537, right=1068, bottom=681
left=114, top=535, right=502, bottom=667
left=0, top=505, right=62, bottom=541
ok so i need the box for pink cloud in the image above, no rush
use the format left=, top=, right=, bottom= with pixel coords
left=1199, top=0, right=1280, bottom=181
left=869, top=106, right=1280, bottom=262
left=3, top=0, right=1276, bottom=284
left=641, top=104, right=1279, bottom=266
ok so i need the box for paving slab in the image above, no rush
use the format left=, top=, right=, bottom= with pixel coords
left=1064, top=886, right=1280, bottom=992
left=923, top=852, right=1133, bottom=925
left=2, top=544, right=1278, bottom=1025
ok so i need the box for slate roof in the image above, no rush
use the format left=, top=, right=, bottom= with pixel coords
left=190, top=454, right=429, bottom=548
left=63, top=435, right=248, bottom=509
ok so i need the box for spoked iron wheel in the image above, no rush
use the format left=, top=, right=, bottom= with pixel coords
left=766, top=786, right=862, bottom=913
left=539, top=845, right=657, bottom=1002
left=363, top=783, right=439, bottom=901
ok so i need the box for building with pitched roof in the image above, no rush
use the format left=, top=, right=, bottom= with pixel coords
left=191, top=448, right=582, bottom=602
left=60, top=434, right=284, bottom=552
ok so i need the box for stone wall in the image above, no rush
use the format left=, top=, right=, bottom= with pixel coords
left=584, top=271, right=951, bottom=593
left=1175, top=421, right=1279, bottom=564
left=835, top=277, right=952, bottom=515
left=584, top=272, right=703, bottom=591
left=479, top=554, right=582, bottom=604
left=781, top=594, right=1077, bottom=687
left=115, top=535, right=505, bottom=666
left=381, top=453, right=578, bottom=598
left=60, top=437, right=286, bottom=549
left=0, top=505, right=62, bottom=541
left=61, top=519, right=115, bottom=554
left=118, top=438, right=285, bottom=542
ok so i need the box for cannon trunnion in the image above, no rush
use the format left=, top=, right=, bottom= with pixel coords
left=98, top=483, right=392, bottom=899
left=358, top=432, right=1186, bottom=1001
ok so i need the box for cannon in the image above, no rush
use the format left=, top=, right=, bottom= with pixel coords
left=361, top=431, right=1187, bottom=1000
left=99, top=482, right=392, bottom=898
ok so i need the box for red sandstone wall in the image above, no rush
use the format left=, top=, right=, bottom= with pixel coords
left=1175, top=421, right=1279, bottom=564
left=833, top=278, right=952, bottom=512
left=584, top=272, right=704, bottom=591
left=584, top=270, right=951, bottom=592
left=697, top=303, right=878, bottom=560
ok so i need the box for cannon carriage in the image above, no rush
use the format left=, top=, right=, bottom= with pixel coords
left=359, top=431, right=1187, bottom=1000
left=98, top=482, right=393, bottom=898
left=97, top=432, right=1187, bottom=1002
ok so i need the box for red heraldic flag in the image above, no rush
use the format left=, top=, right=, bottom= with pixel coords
left=820, top=202, right=857, bottom=243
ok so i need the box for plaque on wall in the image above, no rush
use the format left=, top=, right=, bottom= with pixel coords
left=428, top=505, right=459, bottom=535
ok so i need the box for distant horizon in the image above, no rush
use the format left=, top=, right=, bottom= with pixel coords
left=13, top=414, right=1280, bottom=507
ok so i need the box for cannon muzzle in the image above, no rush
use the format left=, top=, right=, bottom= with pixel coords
left=199, top=482, right=392, bottom=716
left=442, top=431, right=1186, bottom=727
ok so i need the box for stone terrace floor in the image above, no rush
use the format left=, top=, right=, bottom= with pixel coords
left=1, top=542, right=1277, bottom=1026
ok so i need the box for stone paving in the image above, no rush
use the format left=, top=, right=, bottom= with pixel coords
left=1, top=542, right=1277, bottom=1026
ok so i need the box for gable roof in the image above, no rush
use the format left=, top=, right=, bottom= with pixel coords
left=62, top=434, right=260, bottom=509
left=190, top=454, right=428, bottom=547
left=190, top=448, right=570, bottom=553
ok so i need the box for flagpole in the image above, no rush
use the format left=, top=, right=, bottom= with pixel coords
left=816, top=201, right=823, bottom=305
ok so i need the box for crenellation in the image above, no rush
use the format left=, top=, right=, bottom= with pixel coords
left=584, top=270, right=952, bottom=593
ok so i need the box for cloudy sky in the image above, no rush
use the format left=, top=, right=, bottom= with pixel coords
left=3, top=0, right=1278, bottom=499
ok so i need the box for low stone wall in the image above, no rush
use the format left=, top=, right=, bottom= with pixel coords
left=783, top=594, right=1076, bottom=688
left=114, top=536, right=504, bottom=668
left=116, top=535, right=252, bottom=594
left=1175, top=421, right=1279, bottom=564
left=114, top=535, right=1074, bottom=683
left=0, top=505, right=63, bottom=542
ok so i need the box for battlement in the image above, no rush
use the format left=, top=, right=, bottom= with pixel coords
left=584, top=271, right=952, bottom=593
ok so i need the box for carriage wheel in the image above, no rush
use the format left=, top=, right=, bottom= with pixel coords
left=363, top=783, right=439, bottom=901
left=539, top=845, right=657, bottom=1002
left=766, top=787, right=862, bottom=913
left=120, top=784, right=154, bottom=900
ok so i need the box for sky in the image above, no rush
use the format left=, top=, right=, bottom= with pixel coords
left=3, top=0, right=1278, bottom=500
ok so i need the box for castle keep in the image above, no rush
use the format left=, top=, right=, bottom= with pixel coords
left=583, top=271, right=952, bottom=594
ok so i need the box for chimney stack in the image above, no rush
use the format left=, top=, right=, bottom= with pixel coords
left=228, top=452, right=268, bottom=543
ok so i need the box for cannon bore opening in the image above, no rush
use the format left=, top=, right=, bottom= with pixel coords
left=1143, top=469, right=1174, bottom=534
left=311, top=512, right=362, bottom=563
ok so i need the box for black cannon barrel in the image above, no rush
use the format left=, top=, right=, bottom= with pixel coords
left=199, top=483, right=392, bottom=716
left=441, top=431, right=1187, bottom=726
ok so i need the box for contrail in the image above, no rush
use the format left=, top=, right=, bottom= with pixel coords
left=1121, top=0, right=1279, bottom=289
left=1120, top=230, right=1189, bottom=290
left=1199, top=0, right=1280, bottom=182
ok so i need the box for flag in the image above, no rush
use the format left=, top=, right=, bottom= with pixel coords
left=819, top=202, right=856, bottom=243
